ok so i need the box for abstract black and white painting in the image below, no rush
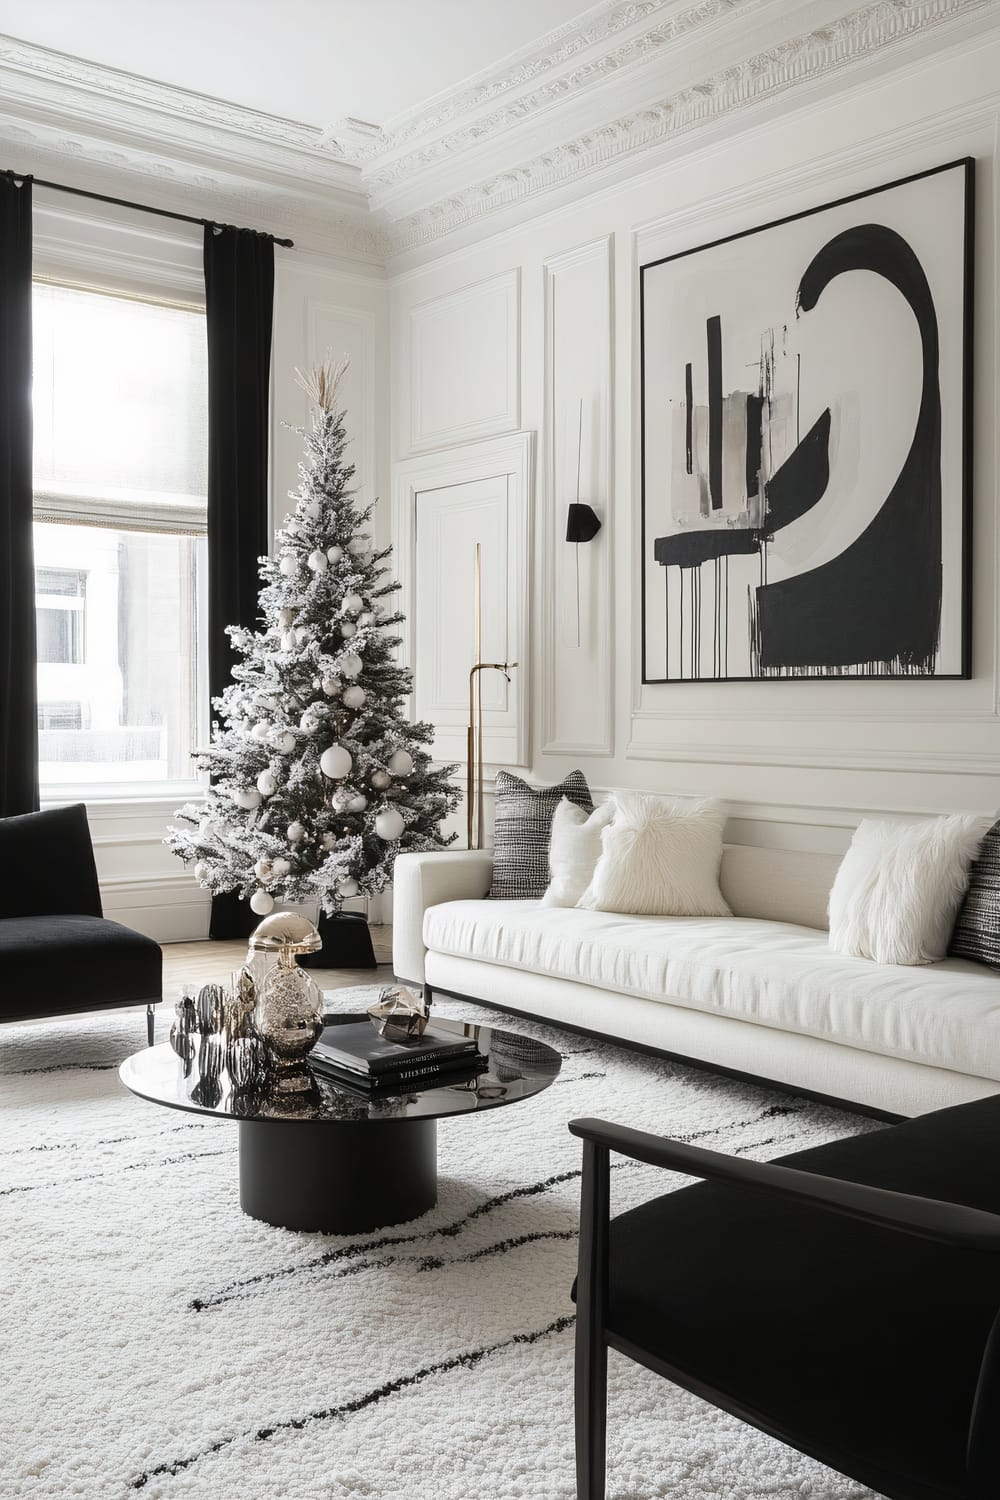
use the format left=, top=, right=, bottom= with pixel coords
left=640, top=158, right=973, bottom=683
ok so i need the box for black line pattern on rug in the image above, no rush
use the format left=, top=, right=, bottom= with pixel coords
left=265, top=1228, right=582, bottom=1291
left=0, top=1120, right=211, bottom=1158
left=1, top=1059, right=122, bottom=1078
left=130, top=1314, right=576, bottom=1489
left=189, top=1102, right=804, bottom=1312
left=0, top=1145, right=232, bottom=1198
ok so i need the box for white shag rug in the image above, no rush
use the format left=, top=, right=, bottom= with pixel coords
left=1, top=988, right=882, bottom=1500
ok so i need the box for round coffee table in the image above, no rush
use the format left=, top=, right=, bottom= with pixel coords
left=119, top=1013, right=561, bottom=1233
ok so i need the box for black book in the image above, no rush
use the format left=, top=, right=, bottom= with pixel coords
left=310, top=1050, right=488, bottom=1096
left=311, top=1021, right=479, bottom=1078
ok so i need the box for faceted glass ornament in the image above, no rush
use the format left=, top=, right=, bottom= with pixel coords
left=368, top=985, right=429, bottom=1042
left=225, top=968, right=258, bottom=1041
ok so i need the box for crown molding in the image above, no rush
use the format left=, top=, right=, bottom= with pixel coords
left=0, top=0, right=994, bottom=269
left=382, top=0, right=995, bottom=259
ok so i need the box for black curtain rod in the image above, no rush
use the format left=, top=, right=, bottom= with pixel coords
left=1, top=167, right=294, bottom=248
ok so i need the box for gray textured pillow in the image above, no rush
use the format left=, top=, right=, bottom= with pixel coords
left=949, top=817, right=1000, bottom=967
left=489, top=769, right=593, bottom=899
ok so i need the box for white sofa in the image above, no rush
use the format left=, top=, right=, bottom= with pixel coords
left=392, top=844, right=1000, bottom=1119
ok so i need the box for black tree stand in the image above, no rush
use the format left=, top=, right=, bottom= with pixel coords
left=299, top=909, right=377, bottom=969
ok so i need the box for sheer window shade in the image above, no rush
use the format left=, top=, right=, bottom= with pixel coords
left=32, top=283, right=208, bottom=535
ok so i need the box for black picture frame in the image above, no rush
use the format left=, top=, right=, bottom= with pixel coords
left=639, top=157, right=974, bottom=684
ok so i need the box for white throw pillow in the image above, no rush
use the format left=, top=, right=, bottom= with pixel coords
left=542, top=798, right=613, bottom=908
left=579, top=792, right=731, bottom=917
left=828, top=813, right=990, bottom=966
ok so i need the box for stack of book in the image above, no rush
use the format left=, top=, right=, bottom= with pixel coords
left=309, top=1021, right=486, bottom=1096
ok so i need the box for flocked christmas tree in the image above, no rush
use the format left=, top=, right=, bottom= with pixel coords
left=167, top=356, right=459, bottom=939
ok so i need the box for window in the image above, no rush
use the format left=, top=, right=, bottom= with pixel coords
left=32, top=282, right=208, bottom=790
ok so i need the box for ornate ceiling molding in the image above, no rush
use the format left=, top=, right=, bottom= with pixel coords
left=384, top=0, right=992, bottom=256
left=0, top=0, right=992, bottom=268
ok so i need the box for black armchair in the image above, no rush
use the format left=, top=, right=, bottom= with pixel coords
left=0, top=804, right=162, bottom=1043
left=570, top=1096, right=1000, bottom=1500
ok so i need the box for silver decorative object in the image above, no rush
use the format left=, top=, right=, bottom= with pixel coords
left=196, top=983, right=226, bottom=1035
left=225, top=967, right=258, bottom=1041
left=227, top=1033, right=268, bottom=1093
left=368, top=985, right=429, bottom=1042
left=169, top=993, right=197, bottom=1059
left=250, top=913, right=324, bottom=1095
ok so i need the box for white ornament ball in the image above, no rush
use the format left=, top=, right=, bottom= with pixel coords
left=271, top=857, right=290, bottom=877
left=253, top=858, right=273, bottom=881
left=321, top=675, right=340, bottom=697
left=340, top=621, right=357, bottom=639
left=320, top=744, right=353, bottom=779
left=256, top=769, right=277, bottom=797
left=307, top=549, right=328, bottom=574
left=348, top=794, right=368, bottom=813
left=331, top=790, right=352, bottom=814
left=370, top=769, right=391, bottom=790
left=300, top=709, right=318, bottom=731
left=304, top=499, right=321, bottom=521
left=234, top=788, right=262, bottom=809
left=280, top=630, right=296, bottom=652
left=193, top=861, right=209, bottom=883
left=342, top=684, right=366, bottom=710
left=375, top=807, right=405, bottom=841
left=251, top=721, right=269, bottom=741
left=250, top=889, right=274, bottom=916
left=358, top=612, right=374, bottom=626
left=294, top=626, right=309, bottom=645
left=327, top=544, right=343, bottom=563
left=342, top=594, right=364, bottom=615
left=287, top=821, right=306, bottom=843
left=340, top=653, right=363, bottom=679
left=338, top=877, right=359, bottom=898
left=270, top=730, right=296, bottom=755
left=279, top=608, right=295, bottom=626
left=388, top=748, right=415, bottom=776
left=347, top=534, right=371, bottom=556
left=279, top=553, right=298, bottom=577
left=321, top=832, right=337, bottom=850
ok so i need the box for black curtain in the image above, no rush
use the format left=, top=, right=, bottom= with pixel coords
left=204, top=226, right=274, bottom=938
left=0, top=175, right=37, bottom=818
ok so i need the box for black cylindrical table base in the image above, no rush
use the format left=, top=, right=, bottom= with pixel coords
left=238, top=1117, right=437, bottom=1232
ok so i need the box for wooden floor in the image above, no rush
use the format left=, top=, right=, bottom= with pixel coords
left=161, top=926, right=395, bottom=997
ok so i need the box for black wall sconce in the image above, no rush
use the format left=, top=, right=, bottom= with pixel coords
left=567, top=400, right=602, bottom=646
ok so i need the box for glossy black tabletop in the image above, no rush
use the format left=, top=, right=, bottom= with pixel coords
left=119, top=1013, right=562, bottom=1125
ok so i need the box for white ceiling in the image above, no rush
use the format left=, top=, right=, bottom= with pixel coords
left=0, top=0, right=593, bottom=130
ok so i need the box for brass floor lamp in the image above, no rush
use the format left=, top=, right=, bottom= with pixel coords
left=467, top=542, right=517, bottom=849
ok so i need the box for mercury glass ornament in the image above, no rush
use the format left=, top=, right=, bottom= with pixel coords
left=251, top=913, right=324, bottom=1095
left=226, top=967, right=258, bottom=1040
left=226, top=1033, right=268, bottom=1092
left=169, top=993, right=197, bottom=1059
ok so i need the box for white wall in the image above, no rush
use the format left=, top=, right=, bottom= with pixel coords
left=31, top=192, right=389, bottom=940
left=389, top=32, right=1000, bottom=862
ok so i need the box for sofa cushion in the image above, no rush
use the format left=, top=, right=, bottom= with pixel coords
left=422, top=900, right=1000, bottom=1080
left=489, top=769, right=592, bottom=900
left=0, top=914, right=162, bottom=1021
left=950, top=816, right=1000, bottom=968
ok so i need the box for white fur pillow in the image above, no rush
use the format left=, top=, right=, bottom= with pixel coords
left=542, top=798, right=613, bottom=908
left=828, top=814, right=990, bottom=966
left=579, top=793, right=730, bottom=917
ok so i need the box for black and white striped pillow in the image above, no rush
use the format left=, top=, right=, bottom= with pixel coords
left=489, top=769, right=593, bottom=900
left=949, top=818, right=1000, bottom=967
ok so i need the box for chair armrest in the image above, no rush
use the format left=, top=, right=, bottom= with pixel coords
left=391, top=849, right=494, bottom=985
left=569, top=1117, right=1000, bottom=1254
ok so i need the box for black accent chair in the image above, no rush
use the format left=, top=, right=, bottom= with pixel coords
left=570, top=1097, right=1000, bottom=1500
left=0, top=804, right=162, bottom=1044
